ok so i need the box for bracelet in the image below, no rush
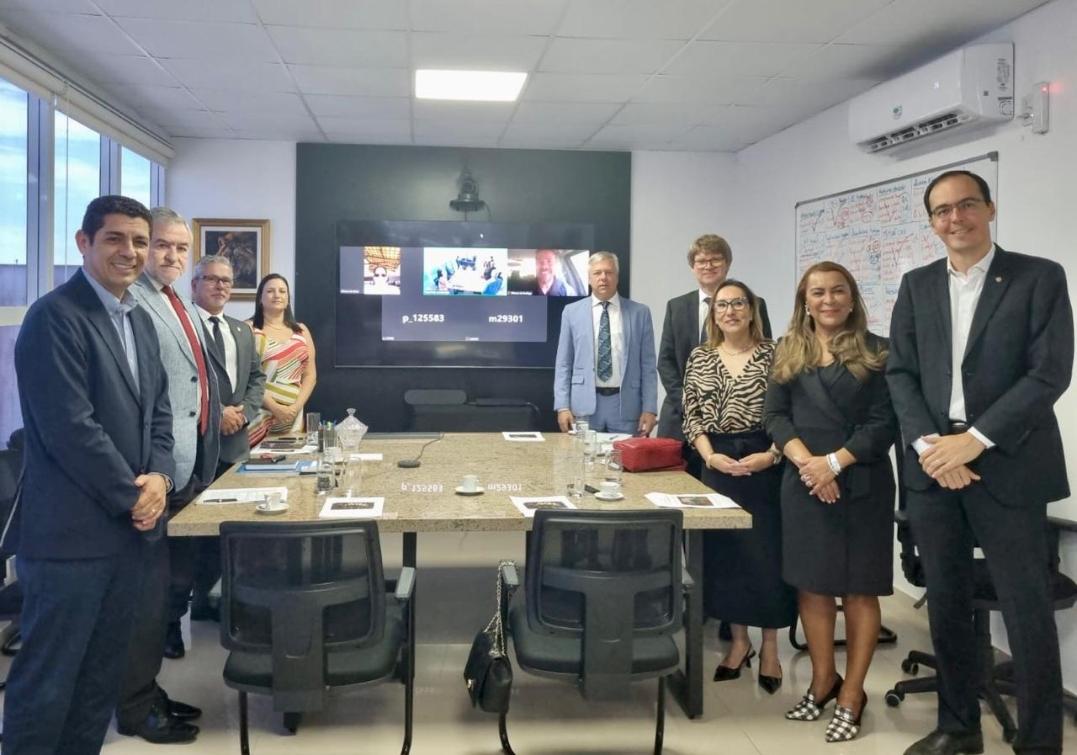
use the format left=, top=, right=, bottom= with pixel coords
left=768, top=447, right=782, bottom=465
left=826, top=452, right=842, bottom=475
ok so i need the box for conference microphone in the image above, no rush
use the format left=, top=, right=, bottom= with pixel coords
left=396, top=434, right=443, bottom=468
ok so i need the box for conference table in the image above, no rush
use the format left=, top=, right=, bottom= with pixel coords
left=169, top=432, right=751, bottom=718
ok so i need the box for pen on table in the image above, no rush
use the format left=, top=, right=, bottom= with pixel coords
left=203, top=497, right=239, bottom=502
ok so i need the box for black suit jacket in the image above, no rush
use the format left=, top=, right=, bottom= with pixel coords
left=886, top=246, right=1073, bottom=505
left=657, top=290, right=771, bottom=439
left=203, top=314, right=266, bottom=464
left=3, top=269, right=174, bottom=559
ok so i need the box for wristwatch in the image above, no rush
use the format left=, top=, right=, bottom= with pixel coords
left=768, top=447, right=782, bottom=465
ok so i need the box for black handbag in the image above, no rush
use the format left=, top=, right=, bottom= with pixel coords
left=463, top=560, right=514, bottom=713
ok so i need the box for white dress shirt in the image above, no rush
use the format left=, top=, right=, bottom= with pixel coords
left=591, top=293, right=623, bottom=388
left=196, top=305, right=238, bottom=393
left=913, top=247, right=995, bottom=452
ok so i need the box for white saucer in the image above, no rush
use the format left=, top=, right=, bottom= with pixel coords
left=256, top=501, right=289, bottom=515
left=455, top=486, right=484, bottom=496
left=594, top=491, right=624, bottom=501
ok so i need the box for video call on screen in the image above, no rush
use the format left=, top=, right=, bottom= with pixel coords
left=335, top=220, right=595, bottom=369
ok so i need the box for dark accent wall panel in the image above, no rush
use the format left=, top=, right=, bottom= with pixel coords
left=294, top=144, right=631, bottom=431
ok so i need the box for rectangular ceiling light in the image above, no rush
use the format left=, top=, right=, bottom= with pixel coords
left=415, top=69, right=527, bottom=102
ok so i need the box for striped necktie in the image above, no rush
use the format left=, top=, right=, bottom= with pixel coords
left=597, top=301, right=613, bottom=381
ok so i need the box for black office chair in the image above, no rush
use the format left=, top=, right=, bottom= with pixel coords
left=884, top=509, right=1077, bottom=742
left=0, top=429, right=25, bottom=693
left=219, top=520, right=415, bottom=755
left=498, top=509, right=687, bottom=755
left=403, top=389, right=540, bottom=432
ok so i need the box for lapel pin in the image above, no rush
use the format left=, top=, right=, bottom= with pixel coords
left=995, top=276, right=1003, bottom=282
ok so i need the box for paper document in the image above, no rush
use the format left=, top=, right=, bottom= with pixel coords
left=348, top=452, right=384, bottom=461
left=319, top=496, right=384, bottom=519
left=509, top=496, right=577, bottom=518
left=645, top=492, right=741, bottom=510
left=251, top=443, right=316, bottom=456
left=502, top=431, right=544, bottom=442
left=240, top=460, right=317, bottom=474
left=198, top=487, right=289, bottom=505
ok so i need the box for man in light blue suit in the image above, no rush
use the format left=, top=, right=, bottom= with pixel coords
left=554, top=251, right=658, bottom=435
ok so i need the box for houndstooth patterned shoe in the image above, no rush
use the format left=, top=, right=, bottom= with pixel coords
left=824, top=696, right=866, bottom=743
left=785, top=675, right=843, bottom=721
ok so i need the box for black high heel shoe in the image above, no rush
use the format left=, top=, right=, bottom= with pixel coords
left=785, top=674, right=843, bottom=721
left=757, top=649, right=783, bottom=695
left=713, top=646, right=755, bottom=681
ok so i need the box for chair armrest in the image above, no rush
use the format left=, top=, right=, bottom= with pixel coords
left=500, top=561, right=519, bottom=599
left=681, top=569, right=695, bottom=590
left=394, top=567, right=416, bottom=601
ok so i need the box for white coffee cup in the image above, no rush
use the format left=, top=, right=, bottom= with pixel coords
left=599, top=480, right=621, bottom=497
left=461, top=474, right=480, bottom=492
left=264, top=492, right=284, bottom=510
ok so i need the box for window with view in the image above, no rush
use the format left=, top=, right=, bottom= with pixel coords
left=54, top=110, right=101, bottom=288
left=121, top=146, right=151, bottom=208
left=0, top=77, right=28, bottom=307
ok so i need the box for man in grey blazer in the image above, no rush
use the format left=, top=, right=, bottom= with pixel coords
left=657, top=234, right=772, bottom=477
left=185, top=253, right=265, bottom=619
left=554, top=251, right=657, bottom=435
left=118, top=207, right=221, bottom=744
left=887, top=171, right=1072, bottom=755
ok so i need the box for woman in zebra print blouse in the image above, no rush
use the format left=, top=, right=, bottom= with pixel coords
left=682, top=279, right=796, bottom=695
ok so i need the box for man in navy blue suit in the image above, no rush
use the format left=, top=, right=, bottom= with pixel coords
left=1, top=195, right=174, bottom=754
left=554, top=251, right=657, bottom=435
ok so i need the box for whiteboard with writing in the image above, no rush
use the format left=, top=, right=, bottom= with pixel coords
left=795, top=153, right=998, bottom=335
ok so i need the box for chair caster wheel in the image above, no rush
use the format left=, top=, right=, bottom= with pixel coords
left=283, top=711, right=301, bottom=734
left=885, top=690, right=904, bottom=707
left=900, top=659, right=918, bottom=675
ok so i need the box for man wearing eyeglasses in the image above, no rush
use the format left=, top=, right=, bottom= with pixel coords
left=888, top=170, right=1072, bottom=755
left=186, top=254, right=265, bottom=623
left=657, top=234, right=771, bottom=478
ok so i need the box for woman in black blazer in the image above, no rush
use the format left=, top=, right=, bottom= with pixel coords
left=764, top=261, right=896, bottom=743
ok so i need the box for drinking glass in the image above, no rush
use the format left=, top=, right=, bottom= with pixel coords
left=305, top=412, right=321, bottom=447
left=340, top=458, right=362, bottom=497
left=604, top=449, right=624, bottom=487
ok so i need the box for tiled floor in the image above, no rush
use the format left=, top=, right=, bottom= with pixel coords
left=2, top=532, right=1075, bottom=754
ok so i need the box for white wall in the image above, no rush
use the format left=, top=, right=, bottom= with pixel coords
left=165, top=138, right=296, bottom=321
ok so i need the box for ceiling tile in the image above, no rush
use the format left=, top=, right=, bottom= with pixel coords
left=663, top=40, right=821, bottom=77
left=837, top=0, right=1049, bottom=48
left=266, top=26, right=408, bottom=67
left=78, top=54, right=176, bottom=86
left=541, top=38, right=684, bottom=75
left=305, top=95, right=411, bottom=119
left=412, top=100, right=515, bottom=125
left=94, top=0, right=257, bottom=23
left=672, top=126, right=751, bottom=151
left=251, top=0, right=407, bottom=29
left=411, top=33, right=547, bottom=70
left=781, top=43, right=904, bottom=80
left=612, top=102, right=729, bottom=126
left=0, top=0, right=94, bottom=11
left=412, top=121, right=508, bottom=140
left=558, top=0, right=728, bottom=41
left=522, top=72, right=648, bottom=102
left=187, top=89, right=309, bottom=114
left=1, top=10, right=142, bottom=55
left=323, top=132, right=412, bottom=146
left=701, top=0, right=892, bottom=43
left=160, top=59, right=293, bottom=91
left=163, top=125, right=238, bottom=138
left=635, top=74, right=768, bottom=105
left=511, top=101, right=620, bottom=125
left=216, top=109, right=318, bottom=132
left=409, top=0, right=568, bottom=35
left=289, top=65, right=410, bottom=97
left=113, top=18, right=278, bottom=61
left=587, top=122, right=692, bottom=146
left=152, top=108, right=229, bottom=130
left=120, top=85, right=204, bottom=111
left=316, top=116, right=411, bottom=138
left=500, top=123, right=594, bottom=144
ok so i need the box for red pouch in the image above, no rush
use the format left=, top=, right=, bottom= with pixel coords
left=612, top=437, right=686, bottom=472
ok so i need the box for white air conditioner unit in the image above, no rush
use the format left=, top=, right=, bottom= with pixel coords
left=849, top=43, right=1013, bottom=154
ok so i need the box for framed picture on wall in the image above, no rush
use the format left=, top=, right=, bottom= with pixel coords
left=192, top=218, right=271, bottom=300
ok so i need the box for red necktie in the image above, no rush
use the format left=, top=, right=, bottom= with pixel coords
left=163, top=285, right=210, bottom=435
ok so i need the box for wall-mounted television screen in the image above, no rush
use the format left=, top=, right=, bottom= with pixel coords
left=335, top=220, right=595, bottom=368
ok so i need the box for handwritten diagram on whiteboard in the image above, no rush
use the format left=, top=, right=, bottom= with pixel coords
left=795, top=153, right=998, bottom=334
